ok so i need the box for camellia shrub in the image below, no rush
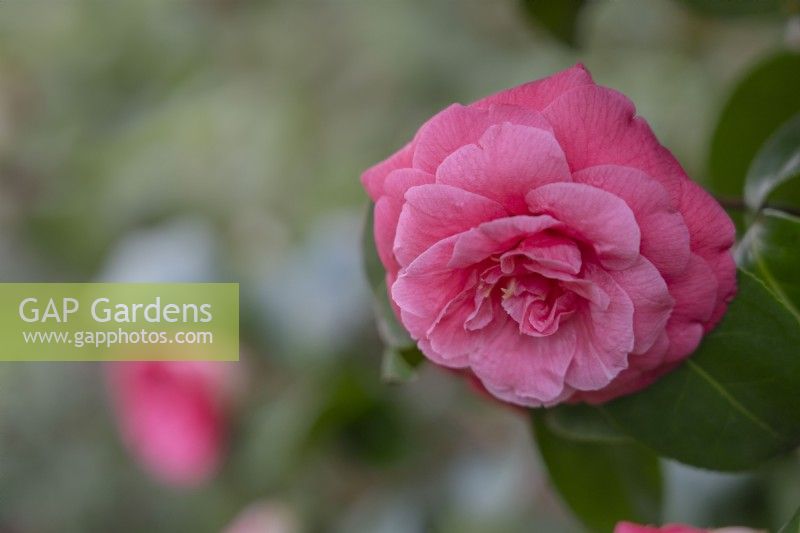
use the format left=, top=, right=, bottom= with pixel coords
left=360, top=52, right=800, bottom=533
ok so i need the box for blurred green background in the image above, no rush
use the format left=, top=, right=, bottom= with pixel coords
left=0, top=1, right=797, bottom=531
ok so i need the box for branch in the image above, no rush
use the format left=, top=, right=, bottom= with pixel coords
left=715, top=196, right=800, bottom=218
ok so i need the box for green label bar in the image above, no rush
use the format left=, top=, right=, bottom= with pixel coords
left=0, top=283, right=239, bottom=361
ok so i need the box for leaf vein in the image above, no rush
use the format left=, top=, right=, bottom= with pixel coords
left=686, top=359, right=780, bottom=440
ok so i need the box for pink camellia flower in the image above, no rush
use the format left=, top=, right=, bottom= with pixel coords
left=362, top=64, right=735, bottom=406
left=615, top=522, right=761, bottom=533
left=106, top=361, right=235, bottom=486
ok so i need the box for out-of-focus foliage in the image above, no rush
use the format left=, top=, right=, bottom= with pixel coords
left=381, top=346, right=426, bottom=384
left=744, top=113, right=800, bottom=213
left=779, top=504, right=800, bottom=533
left=533, top=413, right=662, bottom=532
left=675, top=0, right=783, bottom=17
left=519, top=0, right=588, bottom=47
left=709, top=52, right=800, bottom=202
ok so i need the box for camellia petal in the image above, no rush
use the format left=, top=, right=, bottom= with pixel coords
left=391, top=237, right=472, bottom=337
left=677, top=179, right=737, bottom=328
left=573, top=164, right=690, bottom=279
left=411, top=103, right=553, bottom=173
left=436, top=123, right=571, bottom=214
left=394, top=184, right=506, bottom=266
left=361, top=141, right=415, bottom=201
left=542, top=84, right=686, bottom=206
left=473, top=63, right=595, bottom=112
left=471, top=315, right=577, bottom=405
left=526, top=182, right=641, bottom=270
left=565, top=265, right=635, bottom=390
left=449, top=214, right=562, bottom=269
left=609, top=257, right=674, bottom=355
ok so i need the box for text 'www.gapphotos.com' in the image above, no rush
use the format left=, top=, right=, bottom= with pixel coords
left=22, top=329, right=214, bottom=348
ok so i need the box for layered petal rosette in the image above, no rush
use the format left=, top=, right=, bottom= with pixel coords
left=362, top=65, right=735, bottom=407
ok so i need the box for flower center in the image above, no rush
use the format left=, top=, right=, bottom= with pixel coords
left=501, top=274, right=577, bottom=336
left=464, top=234, right=589, bottom=337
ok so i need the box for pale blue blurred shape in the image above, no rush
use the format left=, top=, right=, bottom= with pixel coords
left=440, top=426, right=570, bottom=532
left=335, top=493, right=424, bottom=533
left=98, top=216, right=219, bottom=282
left=663, top=460, right=754, bottom=523
left=448, top=451, right=524, bottom=517
left=257, top=210, right=371, bottom=360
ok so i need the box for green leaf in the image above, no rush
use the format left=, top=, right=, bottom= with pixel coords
left=519, top=0, right=587, bottom=48
left=372, top=278, right=415, bottom=348
left=362, top=203, right=386, bottom=293
left=779, top=505, right=800, bottom=533
left=362, top=204, right=416, bottom=349
left=532, top=412, right=662, bottom=532
left=362, top=203, right=425, bottom=382
left=744, top=113, right=800, bottom=213
left=381, top=345, right=425, bottom=384
left=603, top=270, right=800, bottom=471
left=305, top=365, right=409, bottom=465
left=674, top=0, right=782, bottom=17
left=541, top=403, right=629, bottom=444
left=738, top=209, right=800, bottom=316
left=709, top=52, right=800, bottom=202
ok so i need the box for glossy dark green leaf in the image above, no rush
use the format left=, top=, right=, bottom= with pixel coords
left=519, top=0, right=587, bottom=48
left=738, top=209, right=800, bottom=315
left=744, top=113, right=800, bottom=213
left=674, top=0, right=782, bottom=17
left=532, top=412, right=662, bottom=532
left=602, top=270, right=800, bottom=471
left=709, top=52, right=800, bottom=201
left=541, top=403, right=629, bottom=444
left=779, top=505, right=800, bottom=533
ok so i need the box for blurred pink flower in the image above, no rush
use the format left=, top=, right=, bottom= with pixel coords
left=106, top=361, right=236, bottom=487
left=615, top=522, right=762, bottom=533
left=361, top=64, right=735, bottom=407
